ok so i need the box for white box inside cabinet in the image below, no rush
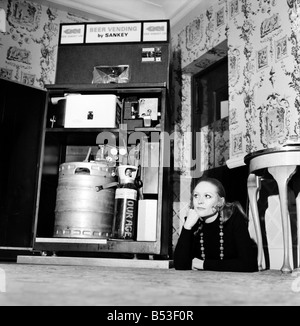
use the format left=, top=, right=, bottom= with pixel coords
left=62, top=94, right=121, bottom=128
left=137, top=199, right=157, bottom=241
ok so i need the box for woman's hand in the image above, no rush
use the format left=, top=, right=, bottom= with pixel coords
left=184, top=209, right=200, bottom=230
left=192, top=258, right=204, bottom=270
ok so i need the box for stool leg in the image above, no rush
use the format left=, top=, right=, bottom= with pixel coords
left=268, top=165, right=297, bottom=274
left=296, top=193, right=300, bottom=271
left=247, top=174, right=263, bottom=271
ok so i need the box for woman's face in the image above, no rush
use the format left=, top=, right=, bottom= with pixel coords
left=193, top=181, right=223, bottom=218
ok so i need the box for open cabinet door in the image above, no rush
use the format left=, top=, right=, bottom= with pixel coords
left=0, top=78, right=46, bottom=250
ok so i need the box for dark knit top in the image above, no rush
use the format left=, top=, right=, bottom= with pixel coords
left=174, top=209, right=258, bottom=272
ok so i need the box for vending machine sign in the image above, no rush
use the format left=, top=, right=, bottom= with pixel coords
left=86, top=22, right=142, bottom=43
left=0, top=8, right=6, bottom=33
left=59, top=20, right=169, bottom=45
left=60, top=24, right=85, bottom=44
left=143, top=21, right=168, bottom=42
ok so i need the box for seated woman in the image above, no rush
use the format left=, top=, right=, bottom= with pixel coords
left=174, top=177, right=258, bottom=272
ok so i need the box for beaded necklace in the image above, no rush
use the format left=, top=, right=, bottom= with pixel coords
left=199, top=215, right=224, bottom=260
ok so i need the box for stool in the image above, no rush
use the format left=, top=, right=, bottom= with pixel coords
left=244, top=146, right=300, bottom=273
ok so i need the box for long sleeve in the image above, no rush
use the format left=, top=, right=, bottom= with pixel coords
left=173, top=227, right=195, bottom=270
left=173, top=211, right=258, bottom=272
left=203, top=212, right=258, bottom=272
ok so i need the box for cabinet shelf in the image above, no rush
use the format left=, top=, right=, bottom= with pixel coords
left=45, top=127, right=162, bottom=133
left=46, top=128, right=120, bottom=133
left=34, top=237, right=160, bottom=255
left=45, top=82, right=167, bottom=93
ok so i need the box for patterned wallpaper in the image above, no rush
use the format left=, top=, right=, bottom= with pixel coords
left=171, top=0, right=300, bottom=174
left=228, top=0, right=300, bottom=156
left=0, top=0, right=95, bottom=88
left=170, top=0, right=300, bottom=259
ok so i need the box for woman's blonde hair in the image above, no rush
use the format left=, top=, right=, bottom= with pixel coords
left=192, top=176, right=248, bottom=223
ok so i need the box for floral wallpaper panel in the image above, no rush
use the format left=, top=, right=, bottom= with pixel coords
left=0, top=0, right=95, bottom=88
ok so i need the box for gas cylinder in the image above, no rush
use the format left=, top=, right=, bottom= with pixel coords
left=112, top=165, right=139, bottom=240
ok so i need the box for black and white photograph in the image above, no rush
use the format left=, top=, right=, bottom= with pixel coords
left=0, top=0, right=299, bottom=310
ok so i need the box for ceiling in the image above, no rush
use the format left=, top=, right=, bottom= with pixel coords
left=42, top=0, right=205, bottom=27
